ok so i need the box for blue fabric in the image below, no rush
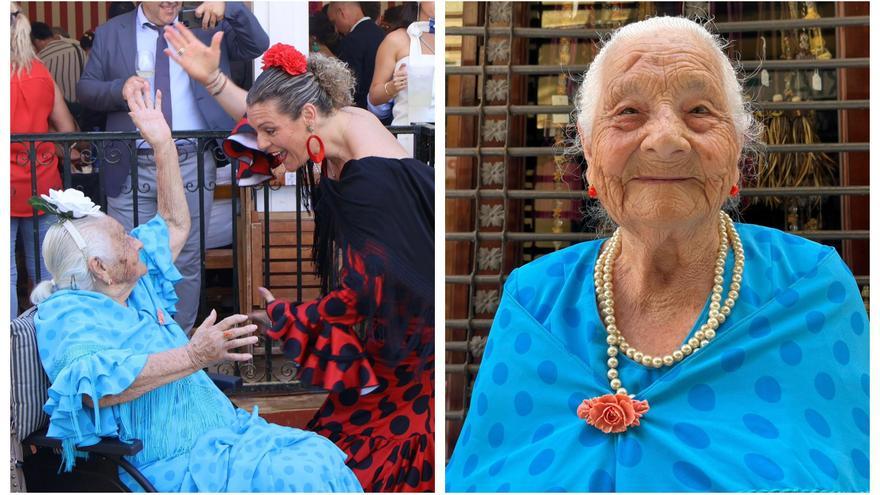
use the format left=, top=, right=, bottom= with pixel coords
left=446, top=223, right=869, bottom=492
left=36, top=215, right=362, bottom=492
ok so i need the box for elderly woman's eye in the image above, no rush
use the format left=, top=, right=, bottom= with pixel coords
left=689, top=105, right=710, bottom=115
left=618, top=107, right=639, bottom=116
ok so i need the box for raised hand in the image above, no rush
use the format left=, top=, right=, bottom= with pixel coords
left=186, top=310, right=258, bottom=367
left=163, top=22, right=223, bottom=86
left=127, top=87, right=171, bottom=147
left=195, top=1, right=226, bottom=30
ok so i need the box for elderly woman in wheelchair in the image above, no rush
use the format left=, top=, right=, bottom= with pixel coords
left=28, top=88, right=363, bottom=493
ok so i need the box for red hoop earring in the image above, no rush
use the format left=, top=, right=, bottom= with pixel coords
left=306, top=134, right=325, bottom=164
left=730, top=184, right=740, bottom=197
left=588, top=185, right=598, bottom=198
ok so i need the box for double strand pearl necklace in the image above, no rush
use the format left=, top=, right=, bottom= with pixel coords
left=594, top=211, right=745, bottom=397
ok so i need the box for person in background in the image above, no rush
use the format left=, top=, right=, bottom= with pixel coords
left=108, top=1, right=136, bottom=19
left=310, top=6, right=340, bottom=58
left=77, top=1, right=269, bottom=333
left=30, top=21, right=85, bottom=105
left=10, top=4, right=77, bottom=317
left=327, top=1, right=384, bottom=109
left=79, top=30, right=95, bottom=58
left=368, top=1, right=435, bottom=153
left=160, top=24, right=436, bottom=490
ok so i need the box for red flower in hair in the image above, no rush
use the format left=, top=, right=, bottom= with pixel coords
left=261, top=43, right=308, bottom=76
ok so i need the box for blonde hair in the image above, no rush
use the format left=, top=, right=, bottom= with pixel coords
left=10, top=3, right=37, bottom=77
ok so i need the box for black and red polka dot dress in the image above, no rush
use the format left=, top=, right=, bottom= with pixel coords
left=266, top=246, right=434, bottom=492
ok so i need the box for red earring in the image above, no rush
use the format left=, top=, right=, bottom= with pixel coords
left=588, top=185, right=598, bottom=198
left=306, top=134, right=325, bottom=164
left=730, top=184, right=740, bottom=197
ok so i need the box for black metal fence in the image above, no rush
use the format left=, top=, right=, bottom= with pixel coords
left=11, top=123, right=434, bottom=393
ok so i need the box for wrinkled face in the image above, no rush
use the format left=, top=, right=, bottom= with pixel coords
left=141, top=1, right=180, bottom=27
left=100, top=216, right=147, bottom=286
left=583, top=33, right=741, bottom=230
left=248, top=100, right=311, bottom=172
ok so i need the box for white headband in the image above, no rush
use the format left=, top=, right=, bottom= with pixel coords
left=62, top=220, right=89, bottom=256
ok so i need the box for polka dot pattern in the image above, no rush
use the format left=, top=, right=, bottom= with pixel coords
left=537, top=361, right=558, bottom=384
left=742, top=413, right=779, bottom=439
left=688, top=384, right=716, bottom=411
left=617, top=436, right=642, bottom=467
left=778, top=341, right=802, bottom=365
left=672, top=461, right=712, bottom=491
left=744, top=453, right=784, bottom=481
left=809, top=449, right=839, bottom=480
left=804, top=409, right=830, bottom=438
left=528, top=449, right=555, bottom=475
left=721, top=348, right=746, bottom=372
left=814, top=372, right=836, bottom=400
left=514, top=391, right=534, bottom=416
left=446, top=230, right=869, bottom=492
left=754, top=376, right=782, bottom=403
left=492, top=363, right=509, bottom=385
left=673, top=422, right=710, bottom=449
left=832, top=341, right=850, bottom=365
left=827, top=282, right=846, bottom=303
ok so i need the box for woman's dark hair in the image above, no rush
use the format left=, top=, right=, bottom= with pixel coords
left=309, top=9, right=339, bottom=54
left=247, top=54, right=354, bottom=120
left=380, top=3, right=418, bottom=33
left=79, top=30, right=94, bottom=51
left=29, top=21, right=53, bottom=41
left=359, top=2, right=381, bottom=20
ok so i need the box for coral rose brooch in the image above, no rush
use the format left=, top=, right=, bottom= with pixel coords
left=577, top=394, right=649, bottom=434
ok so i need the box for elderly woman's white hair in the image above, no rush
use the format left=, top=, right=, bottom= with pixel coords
left=30, top=214, right=117, bottom=304
left=574, top=16, right=762, bottom=160
left=571, top=16, right=763, bottom=229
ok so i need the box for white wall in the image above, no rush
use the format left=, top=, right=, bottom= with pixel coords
left=252, top=1, right=311, bottom=78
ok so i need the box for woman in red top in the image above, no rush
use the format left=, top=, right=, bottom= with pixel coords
left=10, top=3, right=76, bottom=317
left=162, top=24, right=435, bottom=492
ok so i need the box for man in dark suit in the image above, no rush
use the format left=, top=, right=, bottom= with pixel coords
left=327, top=2, right=384, bottom=109
left=77, top=1, right=268, bottom=331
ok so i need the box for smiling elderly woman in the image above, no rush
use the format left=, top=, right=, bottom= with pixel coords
left=445, top=17, right=868, bottom=492
left=29, top=89, right=362, bottom=492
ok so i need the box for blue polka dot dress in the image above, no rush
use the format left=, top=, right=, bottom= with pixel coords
left=36, top=216, right=363, bottom=492
left=446, top=223, right=869, bottom=492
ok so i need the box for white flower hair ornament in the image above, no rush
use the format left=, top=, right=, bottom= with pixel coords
left=29, top=188, right=102, bottom=220
left=28, top=188, right=102, bottom=257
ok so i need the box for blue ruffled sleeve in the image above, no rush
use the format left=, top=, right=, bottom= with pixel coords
left=35, top=296, right=149, bottom=471
left=131, top=215, right=183, bottom=315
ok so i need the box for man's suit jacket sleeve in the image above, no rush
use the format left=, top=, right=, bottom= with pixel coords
left=219, top=2, right=270, bottom=62
left=76, top=25, right=127, bottom=112
left=338, top=38, right=368, bottom=108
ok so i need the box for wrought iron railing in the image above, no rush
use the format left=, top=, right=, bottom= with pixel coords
left=12, top=123, right=434, bottom=393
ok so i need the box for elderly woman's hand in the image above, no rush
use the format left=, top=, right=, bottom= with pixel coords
left=186, top=310, right=258, bottom=368
left=163, top=22, right=223, bottom=87
left=127, top=87, right=171, bottom=148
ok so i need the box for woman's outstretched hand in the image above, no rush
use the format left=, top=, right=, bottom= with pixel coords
left=247, top=287, right=276, bottom=332
left=163, top=22, right=223, bottom=86
left=186, top=310, right=258, bottom=367
left=127, top=87, right=171, bottom=147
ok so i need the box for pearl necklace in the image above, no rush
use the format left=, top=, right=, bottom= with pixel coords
left=594, top=211, right=745, bottom=396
